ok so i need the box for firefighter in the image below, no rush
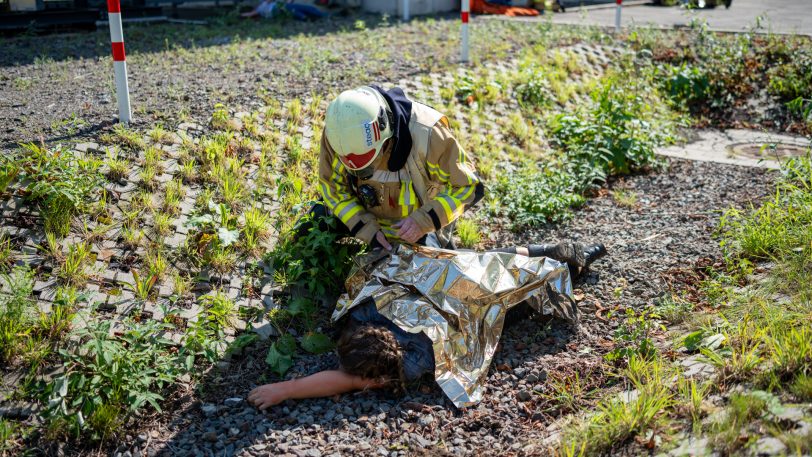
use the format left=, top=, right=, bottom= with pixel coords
left=315, top=85, right=484, bottom=250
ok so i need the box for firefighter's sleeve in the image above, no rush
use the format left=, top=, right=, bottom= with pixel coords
left=318, top=135, right=381, bottom=244
left=409, top=121, right=485, bottom=233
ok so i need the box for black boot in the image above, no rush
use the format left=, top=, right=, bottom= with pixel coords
left=583, top=243, right=607, bottom=268
left=526, top=241, right=607, bottom=275
left=527, top=242, right=585, bottom=269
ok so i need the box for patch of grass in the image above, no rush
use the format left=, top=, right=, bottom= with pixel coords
left=103, top=123, right=145, bottom=150
left=0, top=266, right=36, bottom=364
left=559, top=356, right=674, bottom=455
left=148, top=124, right=174, bottom=145
left=124, top=269, right=158, bottom=302
left=0, top=231, right=14, bottom=273
left=611, top=189, right=638, bottom=209
left=656, top=294, right=694, bottom=324
left=790, top=373, right=812, bottom=401
left=708, top=392, right=768, bottom=454
left=57, top=242, right=92, bottom=286
left=105, top=150, right=129, bottom=182
left=455, top=218, right=481, bottom=248
left=153, top=211, right=173, bottom=237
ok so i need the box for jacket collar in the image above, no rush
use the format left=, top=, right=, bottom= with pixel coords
left=369, top=85, right=412, bottom=172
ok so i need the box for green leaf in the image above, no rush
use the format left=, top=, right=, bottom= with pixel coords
left=218, top=227, right=240, bottom=247
left=702, top=333, right=726, bottom=350
left=276, top=333, right=297, bottom=355
left=682, top=330, right=705, bottom=352
left=287, top=297, right=315, bottom=317
left=301, top=332, right=334, bottom=354
left=265, top=344, right=293, bottom=377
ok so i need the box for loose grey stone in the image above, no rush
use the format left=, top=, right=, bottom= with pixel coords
left=517, top=390, right=532, bottom=401
left=751, top=437, right=787, bottom=456
left=201, top=404, right=218, bottom=417
left=224, top=397, right=243, bottom=406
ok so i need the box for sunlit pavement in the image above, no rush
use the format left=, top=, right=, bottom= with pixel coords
left=484, top=0, right=812, bottom=36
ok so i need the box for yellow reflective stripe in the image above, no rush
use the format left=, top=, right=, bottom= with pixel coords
left=453, top=184, right=475, bottom=202
left=319, top=180, right=338, bottom=208
left=334, top=200, right=362, bottom=223
left=436, top=196, right=454, bottom=221
left=427, top=161, right=450, bottom=179
left=398, top=182, right=409, bottom=218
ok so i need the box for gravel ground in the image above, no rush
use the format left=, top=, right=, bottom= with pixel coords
left=0, top=15, right=564, bottom=153
left=103, top=158, right=773, bottom=457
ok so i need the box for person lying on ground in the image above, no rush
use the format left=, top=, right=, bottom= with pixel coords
left=248, top=241, right=605, bottom=410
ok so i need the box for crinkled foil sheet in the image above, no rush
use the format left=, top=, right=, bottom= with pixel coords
left=331, top=245, right=576, bottom=408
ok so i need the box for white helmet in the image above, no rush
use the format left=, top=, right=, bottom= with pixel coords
left=325, top=86, right=393, bottom=171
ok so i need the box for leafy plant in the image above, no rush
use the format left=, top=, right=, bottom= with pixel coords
left=266, top=333, right=296, bottom=377
left=124, top=269, right=158, bottom=302
left=267, top=212, right=362, bottom=298
left=16, top=143, right=103, bottom=238
left=605, top=308, right=664, bottom=363
left=659, top=63, right=710, bottom=108
left=42, top=318, right=185, bottom=441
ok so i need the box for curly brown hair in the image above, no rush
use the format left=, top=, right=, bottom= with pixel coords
left=336, top=322, right=406, bottom=391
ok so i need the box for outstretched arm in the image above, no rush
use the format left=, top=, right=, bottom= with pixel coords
left=248, top=370, right=384, bottom=410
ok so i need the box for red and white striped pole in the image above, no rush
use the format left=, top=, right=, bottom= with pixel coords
left=107, top=0, right=132, bottom=124
left=461, top=0, right=470, bottom=63
left=615, top=0, right=622, bottom=33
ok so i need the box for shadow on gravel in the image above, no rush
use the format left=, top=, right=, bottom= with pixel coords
left=0, top=13, right=453, bottom=68
left=140, top=304, right=579, bottom=456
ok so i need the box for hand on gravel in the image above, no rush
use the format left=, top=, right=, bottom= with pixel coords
left=248, top=384, right=288, bottom=410
left=392, top=217, right=423, bottom=243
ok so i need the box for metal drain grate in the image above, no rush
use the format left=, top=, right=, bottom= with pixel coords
left=727, top=142, right=810, bottom=160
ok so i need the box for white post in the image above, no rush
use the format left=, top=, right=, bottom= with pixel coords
left=615, top=0, right=622, bottom=33
left=107, top=0, right=132, bottom=124
left=461, top=0, right=470, bottom=63
left=402, top=0, right=409, bottom=21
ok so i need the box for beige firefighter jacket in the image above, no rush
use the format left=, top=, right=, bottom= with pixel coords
left=318, top=102, right=482, bottom=246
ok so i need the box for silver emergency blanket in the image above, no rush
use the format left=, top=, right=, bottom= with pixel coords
left=331, top=245, right=576, bottom=407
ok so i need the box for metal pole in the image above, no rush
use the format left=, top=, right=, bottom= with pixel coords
left=461, top=0, right=470, bottom=63
left=107, top=0, right=132, bottom=124
left=615, top=0, right=622, bottom=33
left=402, top=0, right=409, bottom=21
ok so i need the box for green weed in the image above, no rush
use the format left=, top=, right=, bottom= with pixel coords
left=42, top=318, right=184, bottom=441
left=0, top=266, right=36, bottom=364
left=611, top=189, right=638, bottom=209
left=57, top=242, right=91, bottom=286
left=0, top=232, right=13, bottom=273
left=104, top=150, right=129, bottom=182
left=455, top=218, right=481, bottom=248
